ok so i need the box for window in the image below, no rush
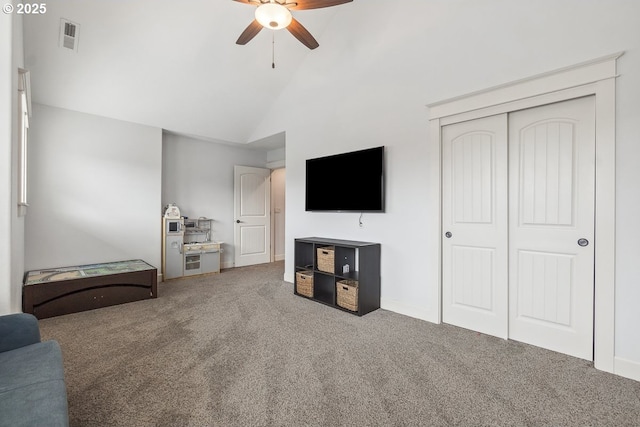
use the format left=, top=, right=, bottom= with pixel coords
left=18, top=68, right=30, bottom=215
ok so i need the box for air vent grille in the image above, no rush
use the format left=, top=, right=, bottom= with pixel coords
left=59, top=19, right=80, bottom=52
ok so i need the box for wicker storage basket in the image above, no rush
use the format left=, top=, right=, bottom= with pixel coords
left=317, top=246, right=335, bottom=273
left=336, top=280, right=358, bottom=312
left=295, top=270, right=314, bottom=298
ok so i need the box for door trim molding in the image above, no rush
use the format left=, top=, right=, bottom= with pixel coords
left=428, top=52, right=622, bottom=119
left=426, top=52, right=621, bottom=374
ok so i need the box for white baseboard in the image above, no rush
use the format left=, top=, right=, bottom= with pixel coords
left=274, top=254, right=285, bottom=262
left=614, top=356, right=640, bottom=382
left=284, top=272, right=294, bottom=283
left=157, top=273, right=163, bottom=283
left=380, top=298, right=439, bottom=324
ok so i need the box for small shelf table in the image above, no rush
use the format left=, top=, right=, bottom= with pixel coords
left=294, top=237, right=380, bottom=316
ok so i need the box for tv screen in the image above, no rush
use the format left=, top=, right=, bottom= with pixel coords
left=305, top=146, right=385, bottom=212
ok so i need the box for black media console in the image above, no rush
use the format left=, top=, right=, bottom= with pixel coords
left=294, top=237, right=380, bottom=316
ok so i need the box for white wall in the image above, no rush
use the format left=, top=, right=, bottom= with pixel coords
left=161, top=133, right=268, bottom=268
left=26, top=104, right=163, bottom=271
left=0, top=2, right=25, bottom=314
left=267, top=147, right=285, bottom=169
left=248, top=0, right=640, bottom=372
left=0, top=3, right=14, bottom=314
left=10, top=4, right=25, bottom=314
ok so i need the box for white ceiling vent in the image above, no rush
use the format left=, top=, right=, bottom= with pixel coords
left=59, top=19, right=80, bottom=52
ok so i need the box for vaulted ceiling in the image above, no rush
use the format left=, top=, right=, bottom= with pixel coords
left=23, top=0, right=353, bottom=145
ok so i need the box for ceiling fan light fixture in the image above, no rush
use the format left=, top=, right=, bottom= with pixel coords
left=255, top=3, right=292, bottom=30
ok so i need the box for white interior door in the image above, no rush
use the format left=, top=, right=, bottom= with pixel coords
left=508, top=96, right=595, bottom=360
left=234, top=166, right=271, bottom=267
left=442, top=114, right=509, bottom=338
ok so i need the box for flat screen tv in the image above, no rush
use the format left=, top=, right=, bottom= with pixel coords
left=305, top=146, right=385, bottom=212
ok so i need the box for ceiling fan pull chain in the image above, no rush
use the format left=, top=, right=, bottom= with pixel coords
left=272, top=32, right=276, bottom=69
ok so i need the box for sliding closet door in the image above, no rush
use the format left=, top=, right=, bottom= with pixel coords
left=508, top=96, right=596, bottom=360
left=442, top=114, right=509, bottom=338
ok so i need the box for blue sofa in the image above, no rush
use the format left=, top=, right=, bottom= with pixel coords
left=0, top=313, right=69, bottom=427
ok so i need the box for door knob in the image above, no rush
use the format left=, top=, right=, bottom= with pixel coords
left=577, top=238, right=589, bottom=247
left=445, top=231, right=452, bottom=238
left=236, top=220, right=241, bottom=224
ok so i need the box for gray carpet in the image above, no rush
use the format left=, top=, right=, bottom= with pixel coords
left=40, top=262, right=640, bottom=426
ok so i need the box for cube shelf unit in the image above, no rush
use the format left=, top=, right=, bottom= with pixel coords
left=294, top=237, right=380, bottom=316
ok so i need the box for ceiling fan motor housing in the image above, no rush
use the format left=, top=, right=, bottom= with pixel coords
left=255, top=3, right=292, bottom=30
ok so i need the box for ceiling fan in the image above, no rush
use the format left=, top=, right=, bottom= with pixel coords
left=233, top=0, right=353, bottom=50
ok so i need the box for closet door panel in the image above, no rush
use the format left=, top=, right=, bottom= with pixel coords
left=442, top=114, right=508, bottom=339
left=508, top=96, right=596, bottom=360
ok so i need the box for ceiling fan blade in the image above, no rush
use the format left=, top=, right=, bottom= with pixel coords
left=236, top=19, right=263, bottom=45
left=289, top=0, right=352, bottom=11
left=287, top=17, right=319, bottom=49
left=232, top=0, right=259, bottom=5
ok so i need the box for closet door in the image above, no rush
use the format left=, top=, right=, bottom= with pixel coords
left=508, top=96, right=595, bottom=360
left=442, top=114, right=509, bottom=338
